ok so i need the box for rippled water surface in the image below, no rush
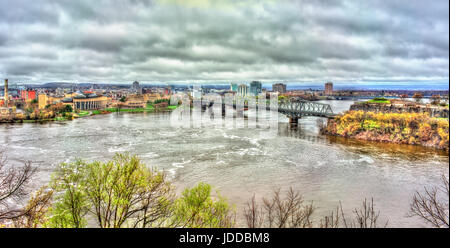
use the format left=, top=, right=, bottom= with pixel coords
left=0, top=101, right=448, bottom=227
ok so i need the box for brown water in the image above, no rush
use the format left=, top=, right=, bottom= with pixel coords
left=0, top=100, right=448, bottom=227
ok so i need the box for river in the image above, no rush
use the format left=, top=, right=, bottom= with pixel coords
left=0, top=100, right=448, bottom=227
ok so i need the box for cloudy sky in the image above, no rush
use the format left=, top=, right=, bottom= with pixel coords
left=0, top=0, right=448, bottom=85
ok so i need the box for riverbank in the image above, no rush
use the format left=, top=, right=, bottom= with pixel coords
left=0, top=104, right=178, bottom=123
left=322, top=110, right=449, bottom=150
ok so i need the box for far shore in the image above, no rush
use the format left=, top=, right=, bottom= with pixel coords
left=0, top=105, right=179, bottom=124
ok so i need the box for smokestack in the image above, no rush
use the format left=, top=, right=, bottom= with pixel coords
left=4, top=79, right=8, bottom=106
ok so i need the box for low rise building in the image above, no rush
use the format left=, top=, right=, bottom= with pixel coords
left=39, top=92, right=108, bottom=110
left=124, top=94, right=146, bottom=108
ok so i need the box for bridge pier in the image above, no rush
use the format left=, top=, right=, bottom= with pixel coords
left=289, top=117, right=299, bottom=124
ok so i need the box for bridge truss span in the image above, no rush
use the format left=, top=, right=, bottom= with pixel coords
left=278, top=98, right=335, bottom=120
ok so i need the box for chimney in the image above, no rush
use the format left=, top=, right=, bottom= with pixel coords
left=4, top=79, right=8, bottom=106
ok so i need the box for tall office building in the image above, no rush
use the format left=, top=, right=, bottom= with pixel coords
left=325, top=82, right=333, bottom=95
left=250, top=81, right=262, bottom=96
left=272, top=83, right=286, bottom=93
left=230, top=83, right=238, bottom=92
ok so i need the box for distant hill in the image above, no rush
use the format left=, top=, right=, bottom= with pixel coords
left=37, top=82, right=91, bottom=88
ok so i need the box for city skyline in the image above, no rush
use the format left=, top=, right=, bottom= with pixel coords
left=0, top=0, right=448, bottom=85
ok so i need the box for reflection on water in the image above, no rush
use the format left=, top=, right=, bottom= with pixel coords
left=0, top=100, right=448, bottom=227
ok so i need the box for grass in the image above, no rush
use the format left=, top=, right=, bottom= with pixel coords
left=54, top=117, right=68, bottom=121
left=105, top=108, right=151, bottom=113
left=104, top=104, right=177, bottom=113
left=367, top=97, right=390, bottom=104
left=77, top=111, right=91, bottom=117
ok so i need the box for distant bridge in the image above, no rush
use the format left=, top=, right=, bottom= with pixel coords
left=198, top=97, right=336, bottom=124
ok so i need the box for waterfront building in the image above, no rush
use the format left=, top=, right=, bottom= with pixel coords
left=20, top=90, right=37, bottom=102
left=250, top=81, right=262, bottom=96
left=38, top=94, right=49, bottom=109
left=230, top=83, right=238, bottom=92
left=238, top=84, right=249, bottom=96
left=72, top=93, right=108, bottom=110
left=39, top=92, right=108, bottom=110
left=145, top=93, right=162, bottom=103
left=123, top=94, right=146, bottom=108
left=325, top=82, right=333, bottom=95
left=272, top=83, right=286, bottom=93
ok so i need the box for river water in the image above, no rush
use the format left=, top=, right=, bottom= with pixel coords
left=0, top=100, right=448, bottom=227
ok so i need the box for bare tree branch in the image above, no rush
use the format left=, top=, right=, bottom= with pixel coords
left=0, top=152, right=37, bottom=221
left=409, top=175, right=449, bottom=228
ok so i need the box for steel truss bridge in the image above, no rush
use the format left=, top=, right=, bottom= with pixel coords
left=278, top=98, right=335, bottom=123
left=199, top=97, right=336, bottom=124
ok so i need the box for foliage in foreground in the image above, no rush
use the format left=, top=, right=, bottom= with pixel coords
left=243, top=188, right=387, bottom=228
left=2, top=153, right=234, bottom=228
left=323, top=111, right=449, bottom=150
left=0, top=152, right=36, bottom=221
left=48, top=153, right=175, bottom=228
left=409, top=175, right=449, bottom=228
left=172, top=182, right=235, bottom=228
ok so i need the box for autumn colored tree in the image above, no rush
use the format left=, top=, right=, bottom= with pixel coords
left=322, top=111, right=449, bottom=150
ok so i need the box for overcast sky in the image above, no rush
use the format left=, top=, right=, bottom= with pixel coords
left=0, top=0, right=448, bottom=85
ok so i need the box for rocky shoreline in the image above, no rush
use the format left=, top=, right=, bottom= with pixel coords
left=322, top=110, right=449, bottom=151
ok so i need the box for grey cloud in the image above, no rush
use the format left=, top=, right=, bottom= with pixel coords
left=0, top=0, right=448, bottom=84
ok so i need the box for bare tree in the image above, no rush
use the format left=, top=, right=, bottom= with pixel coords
left=0, top=152, right=37, bottom=222
left=410, top=175, right=449, bottom=228
left=244, top=194, right=263, bottom=228
left=245, top=189, right=387, bottom=228
left=319, top=205, right=342, bottom=228
left=320, top=198, right=388, bottom=228
left=244, top=188, right=315, bottom=228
